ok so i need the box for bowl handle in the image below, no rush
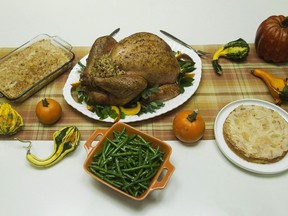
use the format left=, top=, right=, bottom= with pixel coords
left=84, top=129, right=107, bottom=154
left=150, top=159, right=175, bottom=190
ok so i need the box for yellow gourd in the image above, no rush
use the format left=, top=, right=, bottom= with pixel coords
left=0, top=103, right=24, bottom=135
left=24, top=126, right=80, bottom=168
left=251, top=69, right=288, bottom=105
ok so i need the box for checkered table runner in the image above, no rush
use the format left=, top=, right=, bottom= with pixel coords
left=1, top=45, right=287, bottom=141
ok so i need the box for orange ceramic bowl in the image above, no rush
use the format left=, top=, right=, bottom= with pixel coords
left=83, top=122, right=175, bottom=201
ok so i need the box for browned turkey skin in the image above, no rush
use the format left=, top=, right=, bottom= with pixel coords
left=80, top=32, right=180, bottom=106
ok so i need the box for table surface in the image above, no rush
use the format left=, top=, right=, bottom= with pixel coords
left=1, top=1, right=288, bottom=216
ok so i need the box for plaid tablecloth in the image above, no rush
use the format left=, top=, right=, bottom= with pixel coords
left=1, top=45, right=287, bottom=141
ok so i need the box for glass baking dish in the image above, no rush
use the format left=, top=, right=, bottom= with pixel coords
left=0, top=34, right=75, bottom=102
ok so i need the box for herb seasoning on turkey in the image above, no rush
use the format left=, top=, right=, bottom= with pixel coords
left=91, top=54, right=125, bottom=78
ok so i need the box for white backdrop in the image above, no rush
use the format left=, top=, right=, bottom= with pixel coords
left=0, top=0, right=287, bottom=47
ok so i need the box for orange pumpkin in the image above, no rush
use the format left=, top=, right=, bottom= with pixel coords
left=255, top=15, right=288, bottom=63
left=173, top=110, right=205, bottom=144
left=35, top=98, right=62, bottom=125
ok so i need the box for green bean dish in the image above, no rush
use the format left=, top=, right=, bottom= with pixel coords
left=88, top=128, right=164, bottom=197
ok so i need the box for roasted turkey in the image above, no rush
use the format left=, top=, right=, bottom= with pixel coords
left=80, top=32, right=181, bottom=106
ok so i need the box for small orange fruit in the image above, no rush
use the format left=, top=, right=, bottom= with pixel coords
left=173, top=109, right=205, bottom=143
left=35, top=98, right=62, bottom=125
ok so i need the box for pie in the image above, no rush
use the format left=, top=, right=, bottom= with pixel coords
left=223, top=105, right=288, bottom=164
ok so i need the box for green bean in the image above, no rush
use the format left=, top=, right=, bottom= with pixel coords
left=89, top=165, right=123, bottom=178
left=110, top=135, right=129, bottom=154
left=111, top=152, right=139, bottom=157
left=122, top=164, right=160, bottom=172
left=88, top=128, right=164, bottom=197
left=105, top=137, right=118, bottom=148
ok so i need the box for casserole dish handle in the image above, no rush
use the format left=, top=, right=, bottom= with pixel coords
left=84, top=129, right=107, bottom=154
left=150, top=159, right=175, bottom=190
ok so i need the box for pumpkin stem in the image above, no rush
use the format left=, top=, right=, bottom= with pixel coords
left=280, top=17, right=288, bottom=28
left=42, top=98, right=49, bottom=107
left=187, top=109, right=198, bottom=122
